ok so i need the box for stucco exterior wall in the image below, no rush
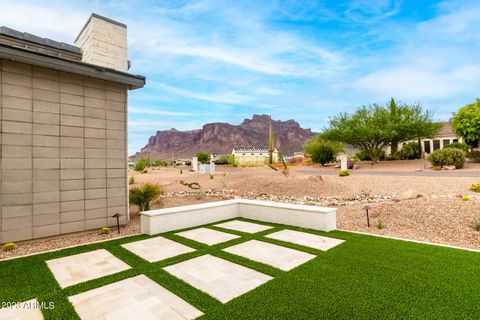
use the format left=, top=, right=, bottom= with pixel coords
left=0, top=59, right=128, bottom=242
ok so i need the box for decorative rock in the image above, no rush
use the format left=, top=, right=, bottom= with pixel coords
left=444, top=165, right=456, bottom=170
left=308, top=175, right=324, bottom=183
left=396, top=189, right=420, bottom=201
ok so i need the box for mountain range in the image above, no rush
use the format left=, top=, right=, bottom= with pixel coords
left=132, top=114, right=316, bottom=159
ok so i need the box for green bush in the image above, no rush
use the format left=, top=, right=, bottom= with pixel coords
left=128, top=176, right=135, bottom=185
left=2, top=242, right=17, bottom=252
left=304, top=136, right=344, bottom=166
left=338, top=170, right=350, bottom=176
left=443, top=142, right=470, bottom=153
left=100, top=227, right=110, bottom=235
left=353, top=149, right=386, bottom=161
left=428, top=148, right=465, bottom=169
left=129, top=183, right=164, bottom=211
left=463, top=195, right=471, bottom=201
left=151, top=159, right=168, bottom=167
left=134, top=159, right=148, bottom=172
left=400, top=142, right=420, bottom=160
left=468, top=151, right=480, bottom=163
left=196, top=152, right=210, bottom=164
left=470, top=183, right=480, bottom=193
left=214, top=154, right=235, bottom=165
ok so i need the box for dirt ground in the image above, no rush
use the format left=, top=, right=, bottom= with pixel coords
left=3, top=160, right=480, bottom=259
left=131, top=163, right=479, bottom=198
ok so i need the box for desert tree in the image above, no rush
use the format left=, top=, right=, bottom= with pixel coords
left=452, top=98, right=480, bottom=146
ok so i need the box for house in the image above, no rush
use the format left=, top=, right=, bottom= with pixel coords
left=232, top=148, right=279, bottom=166
left=0, top=13, right=145, bottom=242
left=386, top=121, right=462, bottom=156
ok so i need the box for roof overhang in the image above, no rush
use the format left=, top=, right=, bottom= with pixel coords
left=0, top=44, right=145, bottom=90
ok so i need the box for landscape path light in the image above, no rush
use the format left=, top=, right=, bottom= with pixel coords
left=362, top=205, right=371, bottom=227
left=112, top=213, right=123, bottom=234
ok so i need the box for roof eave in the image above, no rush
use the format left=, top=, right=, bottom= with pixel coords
left=0, top=44, right=145, bottom=90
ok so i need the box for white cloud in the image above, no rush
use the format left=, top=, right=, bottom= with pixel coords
left=128, top=106, right=192, bottom=116
left=150, top=81, right=253, bottom=105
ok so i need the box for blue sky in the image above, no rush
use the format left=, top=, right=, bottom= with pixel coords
left=1, top=0, right=479, bottom=154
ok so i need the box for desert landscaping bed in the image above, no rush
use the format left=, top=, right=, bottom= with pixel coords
left=3, top=163, right=480, bottom=259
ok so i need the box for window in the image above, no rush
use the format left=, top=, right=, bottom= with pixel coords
left=453, top=139, right=458, bottom=143
left=443, top=139, right=450, bottom=146
left=433, top=140, right=440, bottom=151
left=424, top=141, right=431, bottom=153
left=242, top=153, right=246, bottom=156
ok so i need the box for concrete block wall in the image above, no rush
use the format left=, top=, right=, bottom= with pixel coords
left=0, top=59, right=128, bottom=243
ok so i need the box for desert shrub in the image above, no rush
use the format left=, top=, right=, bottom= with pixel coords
left=377, top=220, right=385, bottom=229
left=209, top=174, right=214, bottom=179
left=129, top=183, right=164, bottom=211
left=463, top=195, right=471, bottom=201
left=214, top=155, right=235, bottom=165
left=196, top=152, right=210, bottom=164
left=128, top=176, right=135, bottom=185
left=304, top=137, right=344, bottom=166
left=468, top=151, right=480, bottom=163
left=353, top=149, right=385, bottom=161
left=100, top=227, right=110, bottom=235
left=400, top=142, right=421, bottom=160
left=444, top=142, right=470, bottom=153
left=428, top=148, right=465, bottom=169
left=338, top=169, right=350, bottom=177
left=470, top=183, right=480, bottom=193
left=134, top=159, right=148, bottom=172
left=473, top=218, right=480, bottom=231
left=2, top=243, right=16, bottom=252
left=151, top=160, right=168, bottom=167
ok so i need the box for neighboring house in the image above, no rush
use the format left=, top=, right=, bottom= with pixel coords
left=232, top=148, right=279, bottom=166
left=386, top=122, right=462, bottom=156
left=0, top=13, right=145, bottom=242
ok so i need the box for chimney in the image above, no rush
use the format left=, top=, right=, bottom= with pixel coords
left=75, top=13, right=128, bottom=72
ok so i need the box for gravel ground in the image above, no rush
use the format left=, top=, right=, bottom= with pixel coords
left=337, top=197, right=480, bottom=249
left=3, top=163, right=480, bottom=259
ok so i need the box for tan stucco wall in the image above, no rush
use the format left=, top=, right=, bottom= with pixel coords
left=0, top=59, right=128, bottom=243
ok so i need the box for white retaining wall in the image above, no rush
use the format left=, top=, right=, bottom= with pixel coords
left=141, top=199, right=337, bottom=235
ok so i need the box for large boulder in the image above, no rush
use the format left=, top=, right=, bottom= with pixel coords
left=396, top=189, right=420, bottom=201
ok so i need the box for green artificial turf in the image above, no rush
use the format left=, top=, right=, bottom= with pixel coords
left=1, top=218, right=480, bottom=319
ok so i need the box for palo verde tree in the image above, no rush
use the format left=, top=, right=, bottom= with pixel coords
left=322, top=105, right=393, bottom=163
left=388, top=98, right=441, bottom=157
left=452, top=98, right=480, bottom=146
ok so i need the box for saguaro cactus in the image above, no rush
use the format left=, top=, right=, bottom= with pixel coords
left=268, top=115, right=275, bottom=165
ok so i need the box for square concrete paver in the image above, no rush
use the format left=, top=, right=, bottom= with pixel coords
left=0, top=299, right=43, bottom=320
left=121, top=236, right=195, bottom=262
left=214, top=220, right=273, bottom=233
left=223, top=240, right=316, bottom=271
left=46, top=249, right=130, bottom=288
left=69, top=274, right=203, bottom=320
left=175, top=227, right=240, bottom=246
left=266, top=229, right=345, bottom=251
left=164, top=254, right=272, bottom=303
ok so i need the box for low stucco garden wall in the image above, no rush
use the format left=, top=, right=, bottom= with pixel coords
left=140, top=199, right=337, bottom=235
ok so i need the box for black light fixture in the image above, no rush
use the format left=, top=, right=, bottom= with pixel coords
left=112, top=213, right=123, bottom=234
left=363, top=205, right=371, bottom=227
